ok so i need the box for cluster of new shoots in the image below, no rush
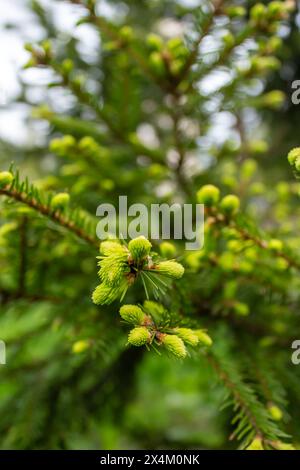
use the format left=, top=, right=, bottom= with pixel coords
left=250, top=1, right=294, bottom=32
left=92, top=236, right=184, bottom=305
left=146, top=34, right=189, bottom=78
left=119, top=301, right=212, bottom=359
left=197, top=184, right=240, bottom=217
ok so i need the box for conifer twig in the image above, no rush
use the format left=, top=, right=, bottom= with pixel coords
left=0, top=185, right=98, bottom=248
left=209, top=212, right=300, bottom=271
left=206, top=353, right=262, bottom=439
left=205, top=349, right=288, bottom=445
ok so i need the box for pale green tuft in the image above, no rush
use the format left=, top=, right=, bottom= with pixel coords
left=128, top=326, right=151, bottom=346
left=128, top=236, right=152, bottom=263
left=268, top=404, right=283, bottom=421
left=72, top=340, right=90, bottom=354
left=275, top=441, right=296, bottom=450
left=159, top=241, right=176, bottom=258
left=92, top=279, right=128, bottom=305
left=246, top=437, right=264, bottom=450
left=173, top=328, right=199, bottom=347
left=261, top=90, right=285, bottom=109
left=143, top=300, right=165, bottom=317
left=268, top=239, right=283, bottom=251
left=196, top=184, right=220, bottom=206
left=119, top=304, right=145, bottom=325
left=220, top=194, right=240, bottom=215
left=287, top=147, right=300, bottom=166
left=233, top=302, right=249, bottom=317
left=100, top=240, right=125, bottom=256
left=194, top=330, right=213, bottom=346
left=51, top=192, right=70, bottom=210
left=146, top=33, right=163, bottom=51
left=162, top=334, right=187, bottom=359
left=250, top=3, right=266, bottom=22
left=0, top=171, right=14, bottom=188
left=156, top=260, right=184, bottom=279
left=98, top=252, right=129, bottom=285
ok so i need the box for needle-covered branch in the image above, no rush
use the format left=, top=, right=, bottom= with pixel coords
left=0, top=170, right=98, bottom=248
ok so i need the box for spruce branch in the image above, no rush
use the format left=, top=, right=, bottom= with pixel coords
left=209, top=211, right=300, bottom=271
left=0, top=172, right=98, bottom=248
left=197, top=185, right=300, bottom=270
left=206, top=346, right=289, bottom=447
left=249, top=355, right=288, bottom=418
left=231, top=219, right=300, bottom=271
